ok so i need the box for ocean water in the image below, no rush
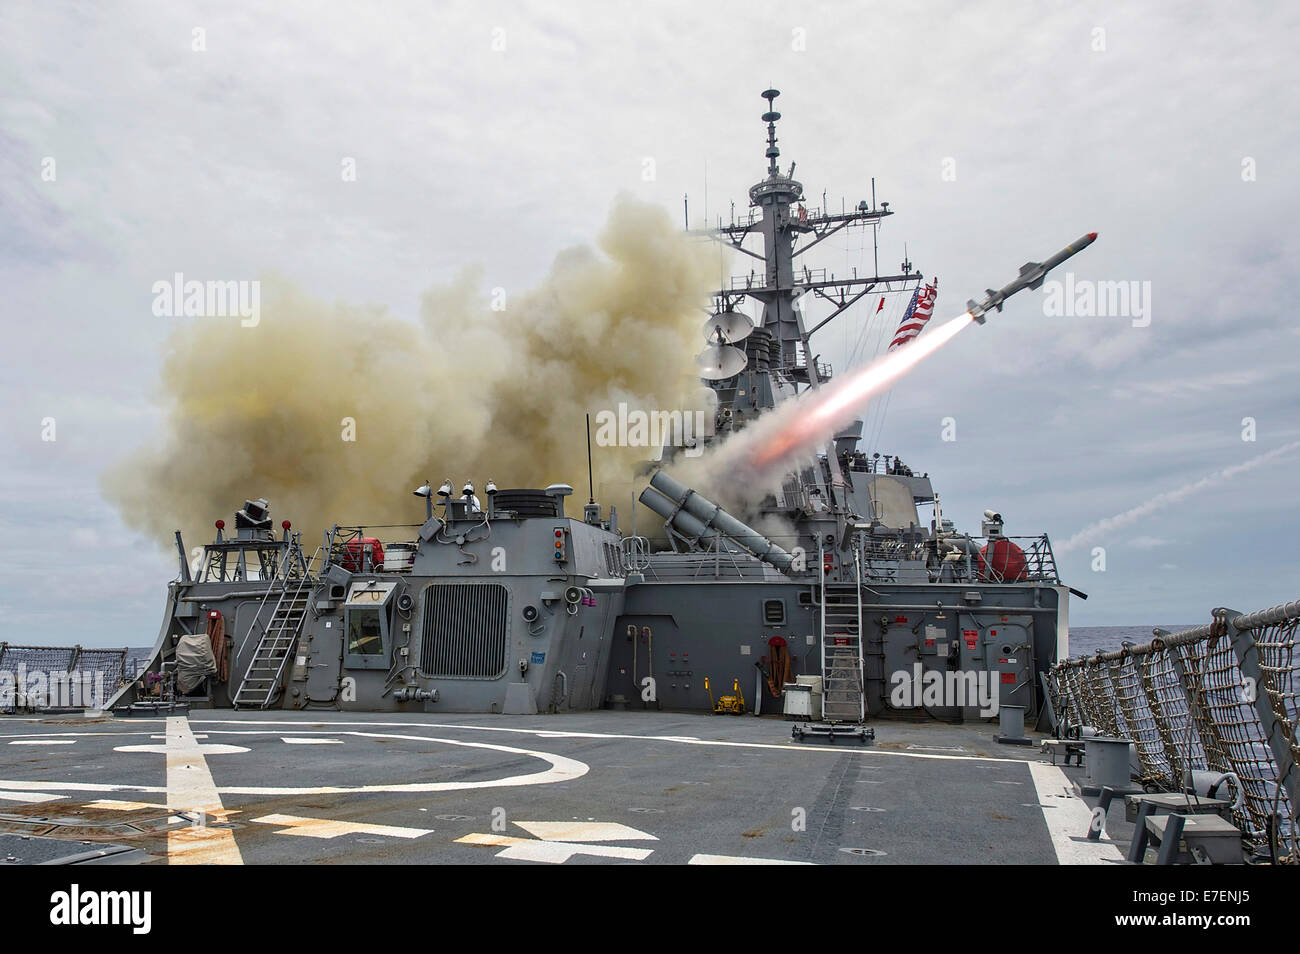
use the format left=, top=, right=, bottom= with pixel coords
left=1067, top=624, right=1200, bottom=659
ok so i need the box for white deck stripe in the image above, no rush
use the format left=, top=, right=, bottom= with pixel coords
left=174, top=731, right=588, bottom=796
left=0, top=790, right=63, bottom=803
left=0, top=779, right=164, bottom=794
left=0, top=738, right=157, bottom=743
left=281, top=737, right=343, bottom=745
left=8, top=739, right=75, bottom=745
left=191, top=719, right=1039, bottom=765
left=1027, top=762, right=1123, bottom=865
left=0, top=731, right=587, bottom=798
left=165, top=716, right=244, bottom=865
left=689, top=853, right=812, bottom=865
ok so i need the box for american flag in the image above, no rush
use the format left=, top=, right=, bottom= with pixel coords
left=887, top=280, right=938, bottom=351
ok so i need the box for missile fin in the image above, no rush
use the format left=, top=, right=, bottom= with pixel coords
left=969, top=232, right=1096, bottom=327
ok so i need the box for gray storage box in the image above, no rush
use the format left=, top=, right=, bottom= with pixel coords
left=783, top=683, right=813, bottom=719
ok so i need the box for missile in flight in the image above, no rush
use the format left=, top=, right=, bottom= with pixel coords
left=966, top=232, right=1098, bottom=323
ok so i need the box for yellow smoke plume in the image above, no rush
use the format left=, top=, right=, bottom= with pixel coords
left=105, top=196, right=720, bottom=550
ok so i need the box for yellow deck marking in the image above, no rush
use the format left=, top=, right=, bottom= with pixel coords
left=514, top=821, right=656, bottom=842
left=165, top=716, right=244, bottom=865
left=455, top=832, right=654, bottom=863
left=251, top=813, right=432, bottom=840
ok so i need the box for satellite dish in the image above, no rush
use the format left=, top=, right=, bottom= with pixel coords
left=698, top=344, right=748, bottom=380
left=702, top=310, right=755, bottom=344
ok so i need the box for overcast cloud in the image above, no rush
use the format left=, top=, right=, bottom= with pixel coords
left=2, top=1, right=1297, bottom=645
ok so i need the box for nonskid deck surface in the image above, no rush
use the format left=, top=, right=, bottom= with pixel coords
left=0, top=711, right=1127, bottom=865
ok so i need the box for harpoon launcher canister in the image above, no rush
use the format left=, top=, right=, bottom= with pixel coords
left=966, top=232, right=1098, bottom=323
left=639, top=470, right=795, bottom=572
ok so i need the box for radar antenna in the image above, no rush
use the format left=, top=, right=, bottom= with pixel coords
left=702, top=309, right=755, bottom=344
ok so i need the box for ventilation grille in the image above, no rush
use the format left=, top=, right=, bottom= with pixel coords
left=491, top=490, right=558, bottom=517
left=419, top=583, right=509, bottom=679
left=763, top=599, right=786, bottom=624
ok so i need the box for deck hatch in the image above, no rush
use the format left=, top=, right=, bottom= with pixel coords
left=419, top=583, right=510, bottom=679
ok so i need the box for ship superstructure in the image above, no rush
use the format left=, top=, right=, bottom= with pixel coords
left=115, top=91, right=1077, bottom=729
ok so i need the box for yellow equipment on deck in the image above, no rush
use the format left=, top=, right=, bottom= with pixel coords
left=704, top=676, right=746, bottom=715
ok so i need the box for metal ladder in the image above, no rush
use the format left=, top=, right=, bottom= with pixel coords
left=232, top=549, right=314, bottom=709
left=818, top=541, right=865, bottom=723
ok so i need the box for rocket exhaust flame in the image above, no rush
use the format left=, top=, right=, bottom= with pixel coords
left=738, top=311, right=974, bottom=475
left=694, top=232, right=1098, bottom=489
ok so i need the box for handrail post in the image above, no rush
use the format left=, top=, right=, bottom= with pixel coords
left=818, top=537, right=826, bottom=721
left=855, top=546, right=864, bottom=721
left=1223, top=607, right=1299, bottom=824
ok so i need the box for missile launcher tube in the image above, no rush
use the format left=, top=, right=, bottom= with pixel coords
left=641, top=471, right=795, bottom=572
left=638, top=486, right=728, bottom=551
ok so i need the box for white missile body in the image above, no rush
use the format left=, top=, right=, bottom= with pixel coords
left=967, top=232, right=1098, bottom=323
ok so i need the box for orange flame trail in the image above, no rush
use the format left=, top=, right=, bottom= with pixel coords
left=745, top=311, right=975, bottom=472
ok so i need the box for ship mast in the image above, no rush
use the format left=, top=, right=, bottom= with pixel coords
left=693, top=88, right=922, bottom=393
left=687, top=89, right=923, bottom=515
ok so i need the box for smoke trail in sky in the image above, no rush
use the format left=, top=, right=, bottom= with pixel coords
left=1056, top=440, right=1300, bottom=554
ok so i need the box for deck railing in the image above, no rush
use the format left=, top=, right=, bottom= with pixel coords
left=0, top=643, right=128, bottom=709
left=1048, top=601, right=1300, bottom=861
left=865, top=533, right=1060, bottom=585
